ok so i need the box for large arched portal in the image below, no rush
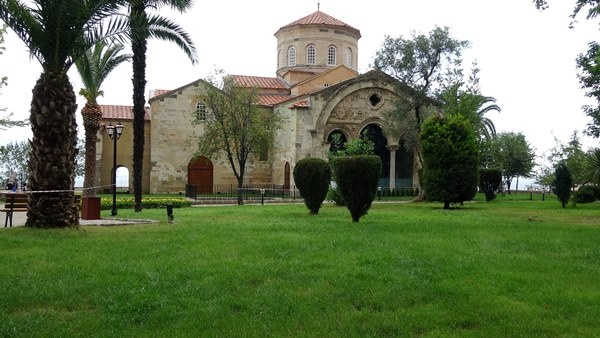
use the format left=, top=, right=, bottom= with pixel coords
left=188, top=156, right=213, bottom=194
left=361, top=124, right=389, bottom=187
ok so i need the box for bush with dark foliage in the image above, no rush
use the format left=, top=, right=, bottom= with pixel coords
left=573, top=185, right=600, bottom=204
left=332, top=155, right=381, bottom=222
left=293, top=158, right=332, bottom=214
left=479, top=169, right=502, bottom=202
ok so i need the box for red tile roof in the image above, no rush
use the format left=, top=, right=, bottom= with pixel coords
left=258, top=94, right=294, bottom=107
left=100, top=105, right=150, bottom=121
left=288, top=100, right=310, bottom=109
left=277, top=11, right=361, bottom=38
left=151, top=89, right=170, bottom=98
left=231, top=75, right=288, bottom=89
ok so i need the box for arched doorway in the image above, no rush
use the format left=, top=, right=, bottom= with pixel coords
left=284, top=162, right=290, bottom=190
left=115, top=166, right=130, bottom=192
left=188, top=156, right=213, bottom=194
left=360, top=124, right=389, bottom=187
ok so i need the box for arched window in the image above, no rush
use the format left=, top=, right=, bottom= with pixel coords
left=196, top=101, right=206, bottom=121
left=345, top=47, right=352, bottom=68
left=288, top=46, right=296, bottom=66
left=307, top=45, right=316, bottom=65
left=328, top=45, right=336, bottom=66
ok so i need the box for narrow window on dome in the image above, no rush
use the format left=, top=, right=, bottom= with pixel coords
left=278, top=49, right=283, bottom=68
left=307, top=45, right=316, bottom=65
left=345, top=47, right=352, bottom=68
left=328, top=45, right=336, bottom=66
left=288, top=47, right=296, bottom=66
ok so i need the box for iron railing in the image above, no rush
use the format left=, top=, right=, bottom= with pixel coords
left=185, top=184, right=301, bottom=202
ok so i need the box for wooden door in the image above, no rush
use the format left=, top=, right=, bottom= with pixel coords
left=188, top=156, right=213, bottom=194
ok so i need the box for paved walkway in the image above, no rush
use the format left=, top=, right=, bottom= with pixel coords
left=2, top=210, right=157, bottom=228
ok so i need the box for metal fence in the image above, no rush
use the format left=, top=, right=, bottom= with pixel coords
left=185, top=184, right=301, bottom=202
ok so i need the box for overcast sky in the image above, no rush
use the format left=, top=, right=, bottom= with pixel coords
left=1, top=0, right=598, bottom=161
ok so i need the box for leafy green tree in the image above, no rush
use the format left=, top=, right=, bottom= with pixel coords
left=293, top=158, right=331, bottom=215
left=75, top=41, right=131, bottom=197
left=420, top=115, right=479, bottom=209
left=488, top=132, right=536, bottom=193
left=0, top=140, right=30, bottom=187
left=576, top=42, right=600, bottom=138
left=373, top=26, right=469, bottom=196
left=332, top=155, right=382, bottom=222
left=535, top=1, right=600, bottom=138
left=534, top=1, right=599, bottom=23
left=194, top=73, right=285, bottom=205
left=127, top=0, right=197, bottom=212
left=0, top=24, right=26, bottom=130
left=552, top=161, right=573, bottom=208
left=545, top=131, right=592, bottom=189
left=0, top=0, right=132, bottom=227
left=328, top=133, right=375, bottom=159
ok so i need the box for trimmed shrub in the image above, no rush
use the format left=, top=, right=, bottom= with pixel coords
left=479, top=169, right=502, bottom=202
left=574, top=185, right=600, bottom=204
left=332, top=155, right=382, bottom=222
left=552, top=161, right=573, bottom=208
left=293, top=158, right=332, bottom=214
left=420, top=115, right=479, bottom=209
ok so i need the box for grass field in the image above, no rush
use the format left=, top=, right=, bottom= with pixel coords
left=1, top=195, right=598, bottom=337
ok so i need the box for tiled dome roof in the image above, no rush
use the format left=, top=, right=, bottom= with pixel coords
left=276, top=11, right=361, bottom=38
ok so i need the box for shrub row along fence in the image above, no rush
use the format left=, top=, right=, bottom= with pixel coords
left=185, top=184, right=302, bottom=202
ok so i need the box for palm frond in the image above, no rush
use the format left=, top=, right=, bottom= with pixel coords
left=144, top=13, right=197, bottom=64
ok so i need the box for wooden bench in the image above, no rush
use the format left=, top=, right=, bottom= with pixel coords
left=1, top=192, right=28, bottom=227
left=1, top=193, right=83, bottom=227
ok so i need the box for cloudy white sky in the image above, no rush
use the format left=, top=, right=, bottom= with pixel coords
left=1, top=0, right=598, bottom=161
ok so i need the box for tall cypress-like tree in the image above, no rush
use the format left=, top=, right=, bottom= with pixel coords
left=552, top=161, right=573, bottom=208
left=420, top=114, right=479, bottom=209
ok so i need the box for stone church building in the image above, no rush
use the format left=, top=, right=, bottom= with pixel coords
left=97, top=10, right=419, bottom=194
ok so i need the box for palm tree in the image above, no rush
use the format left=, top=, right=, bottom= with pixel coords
left=75, top=41, right=131, bottom=198
left=127, top=0, right=197, bottom=211
left=473, top=95, right=500, bottom=140
left=587, top=148, right=600, bottom=185
left=440, top=84, right=500, bottom=141
left=0, top=0, right=130, bottom=227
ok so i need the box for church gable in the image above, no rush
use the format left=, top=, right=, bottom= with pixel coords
left=290, top=65, right=358, bottom=96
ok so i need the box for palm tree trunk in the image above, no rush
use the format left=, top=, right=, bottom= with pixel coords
left=82, top=102, right=101, bottom=197
left=27, top=71, right=79, bottom=227
left=131, top=3, right=148, bottom=212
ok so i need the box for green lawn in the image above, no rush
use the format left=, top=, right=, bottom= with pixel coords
left=1, top=196, right=598, bottom=337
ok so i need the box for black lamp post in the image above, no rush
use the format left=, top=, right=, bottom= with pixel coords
left=106, top=122, right=124, bottom=216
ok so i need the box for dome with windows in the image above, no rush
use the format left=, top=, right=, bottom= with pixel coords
left=275, top=10, right=360, bottom=85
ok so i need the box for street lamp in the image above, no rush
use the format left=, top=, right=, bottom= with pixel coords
left=106, top=122, right=124, bottom=216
